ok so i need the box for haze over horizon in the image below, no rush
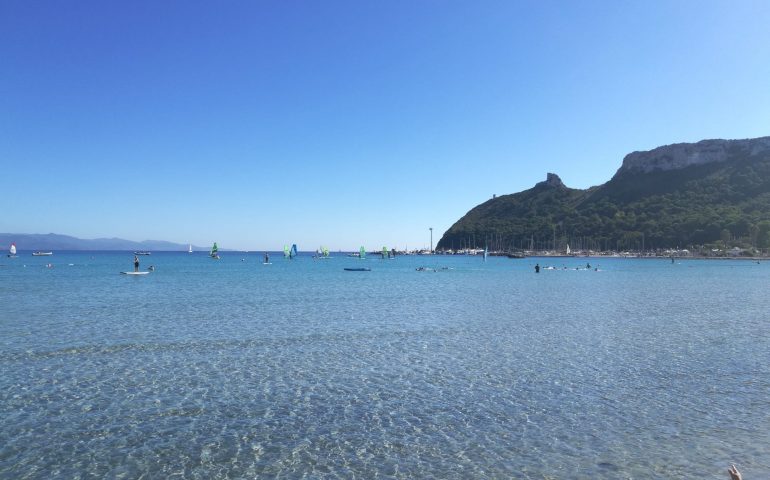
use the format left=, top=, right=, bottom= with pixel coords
left=2, top=1, right=769, bottom=250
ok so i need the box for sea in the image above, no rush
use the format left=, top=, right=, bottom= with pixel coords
left=1, top=251, right=768, bottom=479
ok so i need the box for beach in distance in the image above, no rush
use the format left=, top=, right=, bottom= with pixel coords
left=1, top=251, right=768, bottom=479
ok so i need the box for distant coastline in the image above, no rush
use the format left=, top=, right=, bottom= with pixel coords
left=438, top=247, right=768, bottom=260
left=0, top=233, right=206, bottom=252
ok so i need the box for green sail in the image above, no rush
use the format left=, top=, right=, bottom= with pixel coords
left=359, top=246, right=366, bottom=259
left=284, top=245, right=290, bottom=258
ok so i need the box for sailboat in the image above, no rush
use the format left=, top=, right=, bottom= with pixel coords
left=284, top=244, right=298, bottom=259
left=381, top=246, right=388, bottom=259
left=483, top=246, right=488, bottom=262
left=210, top=242, right=220, bottom=259
left=566, top=244, right=571, bottom=256
left=7, top=243, right=17, bottom=258
left=188, top=244, right=193, bottom=254
left=359, top=246, right=366, bottom=260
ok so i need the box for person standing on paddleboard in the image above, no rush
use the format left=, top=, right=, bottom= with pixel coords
left=134, top=255, right=139, bottom=272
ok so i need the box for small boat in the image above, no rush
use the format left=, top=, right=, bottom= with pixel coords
left=210, top=242, right=220, bottom=259
left=188, top=244, right=193, bottom=254
left=32, top=251, right=53, bottom=256
left=7, top=243, right=17, bottom=258
left=344, top=267, right=371, bottom=272
left=134, top=251, right=151, bottom=255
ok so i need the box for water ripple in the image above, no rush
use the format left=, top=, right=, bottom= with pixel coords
left=2, top=254, right=770, bottom=478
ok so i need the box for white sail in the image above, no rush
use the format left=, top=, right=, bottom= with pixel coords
left=9, top=243, right=16, bottom=255
left=188, top=244, right=193, bottom=253
left=566, top=244, right=571, bottom=255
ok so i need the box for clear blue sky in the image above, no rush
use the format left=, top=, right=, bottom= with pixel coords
left=2, top=1, right=769, bottom=250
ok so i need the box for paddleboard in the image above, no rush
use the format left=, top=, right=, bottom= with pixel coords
left=263, top=262, right=273, bottom=265
left=344, top=267, right=371, bottom=272
left=121, top=271, right=150, bottom=275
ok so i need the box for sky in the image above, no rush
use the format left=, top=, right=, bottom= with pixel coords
left=2, top=1, right=769, bottom=251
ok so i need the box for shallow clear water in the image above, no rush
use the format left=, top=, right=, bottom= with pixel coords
left=1, top=252, right=768, bottom=479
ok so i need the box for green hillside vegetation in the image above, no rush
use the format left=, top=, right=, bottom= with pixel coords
left=437, top=143, right=770, bottom=253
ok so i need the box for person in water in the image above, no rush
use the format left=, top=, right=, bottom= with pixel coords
left=264, top=252, right=269, bottom=263
left=728, top=464, right=742, bottom=480
left=134, top=255, right=139, bottom=272
left=534, top=263, right=540, bottom=273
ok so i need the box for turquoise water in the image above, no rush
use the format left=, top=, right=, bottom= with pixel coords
left=1, top=252, right=768, bottom=478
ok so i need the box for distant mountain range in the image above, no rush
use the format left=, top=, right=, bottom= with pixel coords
left=0, top=233, right=207, bottom=252
left=437, top=136, right=770, bottom=252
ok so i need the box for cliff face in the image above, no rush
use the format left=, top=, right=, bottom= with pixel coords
left=615, top=137, right=770, bottom=176
left=437, top=135, right=770, bottom=251
left=535, top=172, right=566, bottom=189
